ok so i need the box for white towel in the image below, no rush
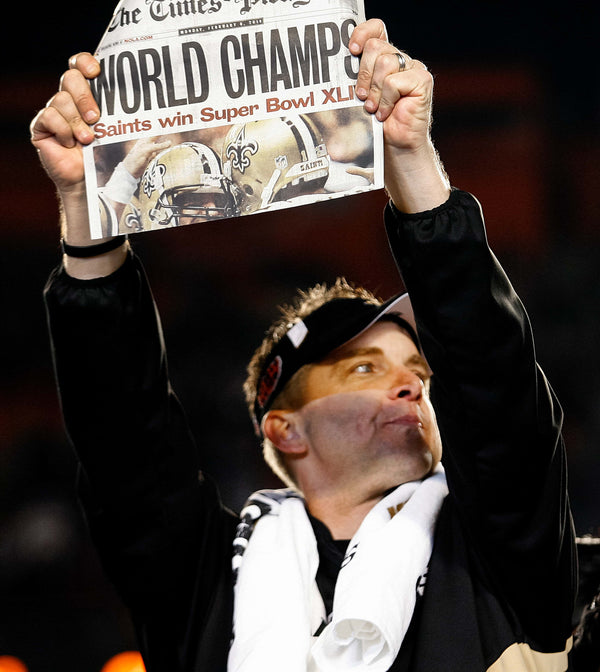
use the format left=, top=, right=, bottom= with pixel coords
left=228, top=466, right=448, bottom=672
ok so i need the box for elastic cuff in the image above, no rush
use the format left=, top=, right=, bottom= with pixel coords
left=388, top=187, right=461, bottom=220
left=61, top=235, right=127, bottom=258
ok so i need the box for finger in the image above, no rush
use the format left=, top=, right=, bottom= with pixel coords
left=30, top=104, right=78, bottom=150
left=30, top=107, right=54, bottom=145
left=345, top=165, right=374, bottom=183
left=68, top=52, right=101, bottom=79
left=363, top=50, right=413, bottom=114
left=40, top=90, right=95, bottom=146
left=348, top=18, right=388, bottom=56
left=123, top=139, right=172, bottom=177
left=132, top=137, right=172, bottom=159
left=376, top=63, right=432, bottom=124
left=142, top=140, right=172, bottom=166
left=149, top=139, right=172, bottom=154
left=354, top=36, right=396, bottom=101
left=59, top=67, right=100, bottom=124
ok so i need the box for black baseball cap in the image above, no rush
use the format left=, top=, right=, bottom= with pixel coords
left=252, top=292, right=420, bottom=435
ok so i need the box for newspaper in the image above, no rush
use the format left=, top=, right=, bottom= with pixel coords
left=83, top=0, right=384, bottom=239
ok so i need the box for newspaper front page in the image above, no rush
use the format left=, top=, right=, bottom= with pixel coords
left=83, top=0, right=383, bottom=239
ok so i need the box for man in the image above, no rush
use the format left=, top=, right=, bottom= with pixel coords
left=96, top=138, right=239, bottom=234
left=31, top=18, right=576, bottom=672
left=123, top=140, right=240, bottom=230
left=221, top=114, right=331, bottom=214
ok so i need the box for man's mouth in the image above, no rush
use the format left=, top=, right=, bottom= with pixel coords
left=383, top=414, right=423, bottom=428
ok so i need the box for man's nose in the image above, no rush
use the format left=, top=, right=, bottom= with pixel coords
left=387, top=371, right=423, bottom=400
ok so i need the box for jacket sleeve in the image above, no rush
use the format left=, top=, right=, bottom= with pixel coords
left=43, top=250, right=237, bottom=670
left=385, top=189, right=577, bottom=648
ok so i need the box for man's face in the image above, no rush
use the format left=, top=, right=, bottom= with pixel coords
left=291, top=321, right=442, bottom=492
left=174, top=192, right=227, bottom=225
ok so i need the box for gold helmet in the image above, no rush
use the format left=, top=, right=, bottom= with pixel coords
left=135, top=142, right=239, bottom=229
left=222, top=115, right=329, bottom=214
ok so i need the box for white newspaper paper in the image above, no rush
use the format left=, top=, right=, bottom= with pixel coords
left=83, top=0, right=383, bottom=239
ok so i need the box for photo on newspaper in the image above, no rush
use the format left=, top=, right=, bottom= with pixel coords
left=83, top=0, right=384, bottom=239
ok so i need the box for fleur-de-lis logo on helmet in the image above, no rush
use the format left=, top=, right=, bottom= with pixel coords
left=141, top=161, right=166, bottom=199
left=225, top=126, right=258, bottom=175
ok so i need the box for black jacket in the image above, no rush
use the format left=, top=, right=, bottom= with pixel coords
left=44, top=189, right=577, bottom=671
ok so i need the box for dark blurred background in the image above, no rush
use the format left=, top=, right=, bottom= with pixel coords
left=1, top=2, right=599, bottom=670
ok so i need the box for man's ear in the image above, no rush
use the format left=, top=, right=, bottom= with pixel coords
left=262, top=410, right=306, bottom=455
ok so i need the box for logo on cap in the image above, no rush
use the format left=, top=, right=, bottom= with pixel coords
left=256, top=356, right=283, bottom=410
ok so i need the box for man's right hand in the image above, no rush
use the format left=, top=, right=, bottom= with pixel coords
left=30, top=53, right=101, bottom=196
left=31, top=54, right=130, bottom=278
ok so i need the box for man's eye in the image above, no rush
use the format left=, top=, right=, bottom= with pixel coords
left=353, top=362, right=374, bottom=374
left=412, top=370, right=432, bottom=390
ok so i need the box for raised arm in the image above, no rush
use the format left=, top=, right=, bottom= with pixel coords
left=30, top=52, right=128, bottom=278
left=34, top=55, right=237, bottom=669
left=349, top=18, right=451, bottom=213
left=349, top=19, right=575, bottom=646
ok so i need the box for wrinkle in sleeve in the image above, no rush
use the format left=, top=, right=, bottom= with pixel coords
left=385, top=190, right=538, bottom=432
